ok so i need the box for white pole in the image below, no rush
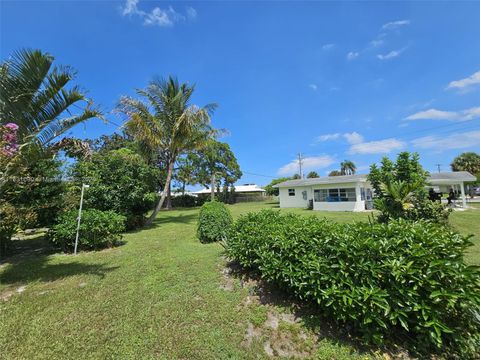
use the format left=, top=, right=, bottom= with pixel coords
left=74, top=184, right=89, bottom=255
left=460, top=181, right=466, bottom=208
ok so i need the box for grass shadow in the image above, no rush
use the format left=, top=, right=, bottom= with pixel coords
left=0, top=256, right=119, bottom=285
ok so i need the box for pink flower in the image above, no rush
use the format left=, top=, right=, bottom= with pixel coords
left=5, top=123, right=19, bottom=130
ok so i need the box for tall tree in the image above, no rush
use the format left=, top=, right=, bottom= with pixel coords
left=185, top=139, right=242, bottom=201
left=118, top=76, right=217, bottom=225
left=0, top=49, right=101, bottom=177
left=340, top=160, right=356, bottom=175
left=451, top=152, right=480, bottom=175
left=328, top=170, right=342, bottom=176
left=292, top=173, right=301, bottom=179
left=306, top=171, right=319, bottom=178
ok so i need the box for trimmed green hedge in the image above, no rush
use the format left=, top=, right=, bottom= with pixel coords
left=48, top=209, right=126, bottom=252
left=197, top=201, right=233, bottom=243
left=226, top=209, right=480, bottom=358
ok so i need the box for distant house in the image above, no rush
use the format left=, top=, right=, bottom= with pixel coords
left=192, top=184, right=266, bottom=201
left=274, top=172, right=476, bottom=211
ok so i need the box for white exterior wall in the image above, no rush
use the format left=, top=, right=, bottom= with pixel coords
left=278, top=181, right=372, bottom=211
left=278, top=186, right=312, bottom=208
left=312, top=182, right=366, bottom=212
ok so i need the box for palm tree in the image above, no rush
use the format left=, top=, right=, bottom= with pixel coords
left=328, top=170, right=342, bottom=176
left=306, top=171, right=319, bottom=178
left=0, top=49, right=101, bottom=174
left=340, top=160, right=356, bottom=175
left=118, top=77, right=217, bottom=226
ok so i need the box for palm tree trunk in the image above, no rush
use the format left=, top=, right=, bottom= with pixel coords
left=166, top=182, right=172, bottom=210
left=146, top=159, right=175, bottom=226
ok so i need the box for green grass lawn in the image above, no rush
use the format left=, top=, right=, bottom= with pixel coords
left=1, top=201, right=478, bottom=359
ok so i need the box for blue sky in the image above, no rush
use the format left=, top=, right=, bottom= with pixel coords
left=1, top=1, right=479, bottom=186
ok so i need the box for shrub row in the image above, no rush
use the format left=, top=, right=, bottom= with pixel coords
left=171, top=194, right=208, bottom=208
left=48, top=209, right=126, bottom=252
left=197, top=201, right=232, bottom=243
left=225, top=209, right=480, bottom=357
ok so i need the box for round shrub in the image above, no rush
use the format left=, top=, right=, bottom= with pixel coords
left=197, top=201, right=233, bottom=243
left=48, top=209, right=126, bottom=252
left=226, top=209, right=480, bottom=358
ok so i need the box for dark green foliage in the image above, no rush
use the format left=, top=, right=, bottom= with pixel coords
left=368, top=152, right=449, bottom=223
left=306, top=171, right=319, bottom=178
left=226, top=210, right=480, bottom=357
left=0, top=203, right=16, bottom=257
left=48, top=209, right=125, bottom=252
left=69, top=148, right=159, bottom=229
left=264, top=177, right=292, bottom=196
left=197, top=201, right=233, bottom=243
left=1, top=158, right=65, bottom=228
left=171, top=194, right=197, bottom=208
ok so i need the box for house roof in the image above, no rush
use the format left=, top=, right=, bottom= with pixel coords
left=273, top=174, right=368, bottom=188
left=427, top=171, right=476, bottom=183
left=192, top=184, right=266, bottom=194
left=273, top=171, right=476, bottom=188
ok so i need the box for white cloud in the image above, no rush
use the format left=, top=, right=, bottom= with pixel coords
left=370, top=39, right=384, bottom=47
left=186, top=6, right=197, bottom=19
left=121, top=0, right=195, bottom=27
left=308, top=84, right=318, bottom=91
left=315, top=132, right=364, bottom=144
left=278, top=155, right=335, bottom=175
left=411, top=131, right=480, bottom=151
left=348, top=138, right=405, bottom=154
left=122, top=0, right=142, bottom=16
left=382, top=19, right=410, bottom=30
left=446, top=70, right=480, bottom=92
left=343, top=132, right=364, bottom=144
left=347, top=51, right=359, bottom=60
left=316, top=133, right=340, bottom=142
left=405, top=107, right=480, bottom=122
left=322, top=43, right=335, bottom=50
left=377, top=48, right=405, bottom=60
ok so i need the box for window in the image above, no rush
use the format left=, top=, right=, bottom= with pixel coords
left=361, top=188, right=365, bottom=201
left=288, top=189, right=295, bottom=196
left=314, top=189, right=327, bottom=202
left=314, top=188, right=356, bottom=202
left=302, top=190, right=307, bottom=200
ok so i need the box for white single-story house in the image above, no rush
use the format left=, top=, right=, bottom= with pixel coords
left=274, top=171, right=476, bottom=211
left=192, top=184, right=266, bottom=196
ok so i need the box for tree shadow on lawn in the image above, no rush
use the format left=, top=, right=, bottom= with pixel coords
left=1, top=232, right=120, bottom=286
left=131, top=211, right=198, bottom=233
left=0, top=254, right=119, bottom=286
left=226, top=260, right=414, bottom=359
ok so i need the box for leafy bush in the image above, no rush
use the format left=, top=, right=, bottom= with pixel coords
left=171, top=194, right=197, bottom=208
left=226, top=210, right=480, bottom=358
left=197, top=201, right=233, bottom=243
left=1, top=158, right=66, bottom=229
left=0, top=203, right=17, bottom=257
left=369, top=152, right=450, bottom=224
left=69, top=148, right=159, bottom=229
left=48, top=209, right=126, bottom=252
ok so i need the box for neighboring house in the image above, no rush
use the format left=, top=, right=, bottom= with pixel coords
left=274, top=172, right=476, bottom=211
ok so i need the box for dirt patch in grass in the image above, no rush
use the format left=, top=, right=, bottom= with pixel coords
left=224, top=259, right=418, bottom=360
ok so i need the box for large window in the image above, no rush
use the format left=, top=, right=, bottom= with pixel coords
left=314, top=188, right=356, bottom=202
left=288, top=189, right=295, bottom=196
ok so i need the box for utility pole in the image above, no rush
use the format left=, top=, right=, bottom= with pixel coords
left=435, top=164, right=441, bottom=173
left=297, top=153, right=304, bottom=179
